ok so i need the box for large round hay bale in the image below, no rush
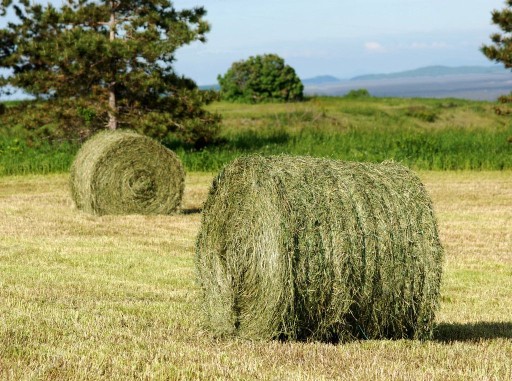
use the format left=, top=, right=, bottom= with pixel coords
left=196, top=155, right=444, bottom=342
left=70, top=130, right=185, bottom=215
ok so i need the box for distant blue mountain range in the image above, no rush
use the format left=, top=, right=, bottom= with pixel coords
left=301, top=65, right=508, bottom=85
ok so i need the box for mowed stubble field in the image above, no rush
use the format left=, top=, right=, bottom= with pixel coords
left=0, top=170, right=511, bottom=380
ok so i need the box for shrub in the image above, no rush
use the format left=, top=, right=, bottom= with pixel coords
left=344, top=89, right=372, bottom=99
left=0, top=95, right=220, bottom=148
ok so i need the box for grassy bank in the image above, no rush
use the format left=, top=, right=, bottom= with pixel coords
left=180, top=97, right=511, bottom=171
left=1, top=96, right=511, bottom=175
left=0, top=171, right=510, bottom=379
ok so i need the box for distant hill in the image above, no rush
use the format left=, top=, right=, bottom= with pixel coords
left=302, top=75, right=342, bottom=86
left=351, top=65, right=508, bottom=81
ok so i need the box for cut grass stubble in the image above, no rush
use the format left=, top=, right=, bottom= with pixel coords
left=0, top=171, right=511, bottom=380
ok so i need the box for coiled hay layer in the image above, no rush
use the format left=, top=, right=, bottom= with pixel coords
left=196, top=155, right=443, bottom=342
left=70, top=130, right=184, bottom=215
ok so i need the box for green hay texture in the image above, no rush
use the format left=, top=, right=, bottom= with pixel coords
left=196, top=155, right=444, bottom=342
left=70, top=130, right=185, bottom=215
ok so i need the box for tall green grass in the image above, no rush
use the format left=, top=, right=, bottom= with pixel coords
left=176, top=124, right=512, bottom=171
left=182, top=96, right=512, bottom=171
left=0, top=137, right=78, bottom=176
left=1, top=96, right=511, bottom=175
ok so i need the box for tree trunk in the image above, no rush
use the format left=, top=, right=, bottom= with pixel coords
left=107, top=1, right=117, bottom=130
left=107, top=88, right=117, bottom=130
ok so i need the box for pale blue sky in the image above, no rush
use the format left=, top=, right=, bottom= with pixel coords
left=0, top=0, right=507, bottom=86
left=173, top=0, right=506, bottom=84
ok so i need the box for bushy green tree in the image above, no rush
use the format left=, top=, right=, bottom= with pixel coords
left=481, top=0, right=512, bottom=104
left=218, top=54, right=304, bottom=103
left=0, top=0, right=219, bottom=146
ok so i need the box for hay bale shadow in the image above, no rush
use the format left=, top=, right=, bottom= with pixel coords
left=181, top=207, right=202, bottom=215
left=434, top=321, right=512, bottom=342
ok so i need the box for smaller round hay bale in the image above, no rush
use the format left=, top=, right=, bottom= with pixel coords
left=196, top=155, right=444, bottom=342
left=70, top=130, right=185, bottom=215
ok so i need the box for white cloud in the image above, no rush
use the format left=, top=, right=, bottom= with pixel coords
left=364, top=42, right=386, bottom=53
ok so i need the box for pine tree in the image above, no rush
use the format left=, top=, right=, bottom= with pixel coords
left=482, top=1, right=512, bottom=104
left=0, top=0, right=219, bottom=146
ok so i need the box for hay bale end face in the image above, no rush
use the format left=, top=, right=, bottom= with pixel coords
left=196, top=155, right=444, bottom=342
left=70, top=130, right=185, bottom=215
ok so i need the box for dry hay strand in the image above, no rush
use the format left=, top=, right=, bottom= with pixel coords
left=70, top=130, right=185, bottom=215
left=196, top=155, right=444, bottom=342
